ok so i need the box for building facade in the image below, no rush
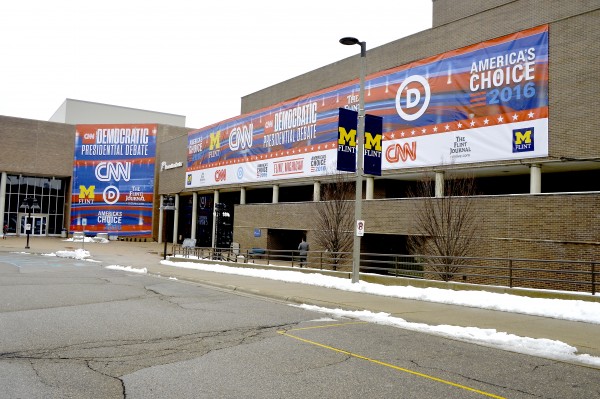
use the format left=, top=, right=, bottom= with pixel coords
left=50, top=99, right=187, bottom=127
left=0, top=114, right=190, bottom=240
left=156, top=0, right=598, bottom=269
left=2, top=2, right=598, bottom=286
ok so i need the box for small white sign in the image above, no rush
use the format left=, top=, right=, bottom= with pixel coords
left=356, top=220, right=365, bottom=237
left=25, top=223, right=31, bottom=231
left=82, top=218, right=87, bottom=226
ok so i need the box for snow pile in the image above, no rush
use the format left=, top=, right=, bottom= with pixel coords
left=105, top=265, right=148, bottom=274
left=296, top=305, right=600, bottom=367
left=42, top=248, right=91, bottom=260
left=161, top=259, right=600, bottom=324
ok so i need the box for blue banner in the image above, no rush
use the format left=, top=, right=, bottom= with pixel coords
left=337, top=108, right=358, bottom=172
left=364, top=114, right=383, bottom=176
left=70, top=124, right=157, bottom=237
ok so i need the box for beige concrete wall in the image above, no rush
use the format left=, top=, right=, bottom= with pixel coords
left=152, top=125, right=191, bottom=239
left=0, top=116, right=75, bottom=177
left=156, top=133, right=188, bottom=195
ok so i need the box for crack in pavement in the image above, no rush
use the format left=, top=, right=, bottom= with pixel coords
left=1, top=323, right=290, bottom=377
left=85, top=359, right=127, bottom=399
left=408, top=358, right=549, bottom=398
left=2, top=323, right=294, bottom=398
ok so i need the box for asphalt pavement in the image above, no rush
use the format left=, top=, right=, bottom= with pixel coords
left=2, top=235, right=599, bottom=364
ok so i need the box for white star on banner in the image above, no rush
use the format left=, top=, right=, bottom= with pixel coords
left=497, top=116, right=504, bottom=123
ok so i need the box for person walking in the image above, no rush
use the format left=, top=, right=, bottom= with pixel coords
left=298, top=236, right=309, bottom=268
left=2, top=224, right=8, bottom=239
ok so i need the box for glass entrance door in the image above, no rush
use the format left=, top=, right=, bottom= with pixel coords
left=19, top=214, right=48, bottom=236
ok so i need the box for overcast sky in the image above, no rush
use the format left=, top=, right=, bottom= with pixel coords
left=1, top=1, right=432, bottom=129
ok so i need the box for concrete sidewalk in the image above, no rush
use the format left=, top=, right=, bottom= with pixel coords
left=2, top=236, right=599, bottom=363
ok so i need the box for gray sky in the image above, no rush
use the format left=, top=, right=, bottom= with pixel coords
left=1, top=1, right=432, bottom=129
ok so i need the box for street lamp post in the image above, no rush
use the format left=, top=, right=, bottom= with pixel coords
left=20, top=197, right=39, bottom=250
left=340, top=37, right=366, bottom=283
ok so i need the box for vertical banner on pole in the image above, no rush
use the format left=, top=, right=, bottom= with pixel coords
left=363, top=114, right=383, bottom=176
left=337, top=108, right=358, bottom=172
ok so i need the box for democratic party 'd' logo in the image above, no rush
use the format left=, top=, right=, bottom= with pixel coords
left=396, top=75, right=431, bottom=121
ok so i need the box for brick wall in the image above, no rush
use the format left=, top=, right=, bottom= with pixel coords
left=233, top=193, right=599, bottom=292
left=234, top=193, right=599, bottom=254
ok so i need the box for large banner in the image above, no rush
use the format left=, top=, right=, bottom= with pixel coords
left=186, top=25, right=548, bottom=188
left=70, top=124, right=157, bottom=236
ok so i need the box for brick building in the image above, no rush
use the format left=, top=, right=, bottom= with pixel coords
left=157, top=1, right=598, bottom=266
left=1, top=2, right=598, bottom=289
left=0, top=100, right=189, bottom=239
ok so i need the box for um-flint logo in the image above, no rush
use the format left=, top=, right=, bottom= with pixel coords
left=78, top=185, right=95, bottom=203
left=338, top=129, right=381, bottom=155
left=512, top=128, right=534, bottom=153
left=208, top=131, right=221, bottom=159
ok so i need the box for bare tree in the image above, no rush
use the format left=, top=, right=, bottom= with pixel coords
left=313, top=172, right=355, bottom=270
left=407, top=174, right=479, bottom=281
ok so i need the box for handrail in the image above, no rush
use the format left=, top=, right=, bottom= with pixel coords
left=170, top=244, right=597, bottom=295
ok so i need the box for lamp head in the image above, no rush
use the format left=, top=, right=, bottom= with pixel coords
left=339, top=37, right=360, bottom=46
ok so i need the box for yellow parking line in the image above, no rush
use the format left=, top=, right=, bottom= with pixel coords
left=277, top=328, right=505, bottom=399
left=285, top=321, right=369, bottom=332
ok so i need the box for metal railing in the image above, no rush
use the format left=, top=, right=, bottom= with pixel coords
left=170, top=244, right=597, bottom=295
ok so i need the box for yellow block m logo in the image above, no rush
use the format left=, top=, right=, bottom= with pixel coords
left=79, top=185, right=95, bottom=199
left=209, top=131, right=221, bottom=150
left=338, top=127, right=356, bottom=146
left=514, top=130, right=532, bottom=144
left=364, top=132, right=382, bottom=151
